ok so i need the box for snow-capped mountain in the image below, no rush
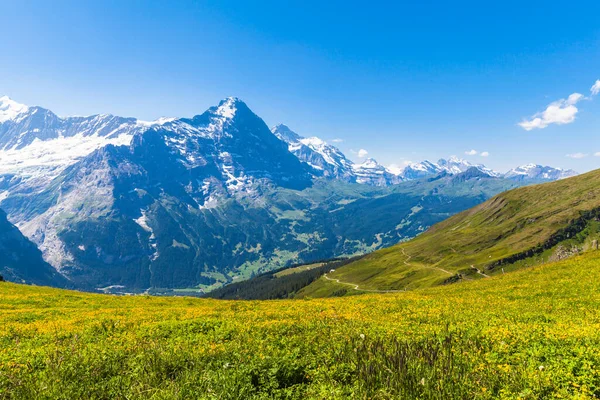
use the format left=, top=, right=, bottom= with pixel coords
left=0, top=96, right=148, bottom=184
left=352, top=158, right=403, bottom=186
left=269, top=126, right=507, bottom=186
left=504, top=164, right=578, bottom=182
left=436, top=156, right=501, bottom=177
left=271, top=124, right=355, bottom=181
left=0, top=95, right=581, bottom=290
left=1, top=98, right=314, bottom=284
left=0, top=97, right=312, bottom=201
left=397, top=157, right=500, bottom=181
left=0, top=96, right=577, bottom=194
left=400, top=160, right=442, bottom=180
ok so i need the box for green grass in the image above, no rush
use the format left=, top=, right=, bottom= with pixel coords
left=2, top=251, right=600, bottom=398
left=301, top=169, right=600, bottom=295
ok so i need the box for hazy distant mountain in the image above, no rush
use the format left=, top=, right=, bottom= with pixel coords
left=504, top=164, right=578, bottom=182
left=352, top=158, right=403, bottom=186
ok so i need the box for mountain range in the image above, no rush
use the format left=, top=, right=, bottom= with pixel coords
left=0, top=96, right=579, bottom=292
left=299, top=168, right=600, bottom=297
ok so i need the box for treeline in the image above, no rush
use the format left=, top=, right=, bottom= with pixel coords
left=204, top=257, right=363, bottom=300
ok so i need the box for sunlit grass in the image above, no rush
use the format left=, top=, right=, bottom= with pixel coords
left=2, top=251, right=600, bottom=398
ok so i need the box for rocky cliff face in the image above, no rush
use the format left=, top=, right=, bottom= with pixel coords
left=0, top=208, right=67, bottom=286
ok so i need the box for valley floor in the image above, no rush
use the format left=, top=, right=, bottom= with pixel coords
left=2, top=251, right=600, bottom=398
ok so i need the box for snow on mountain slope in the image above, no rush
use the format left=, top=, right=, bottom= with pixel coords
left=436, top=156, right=501, bottom=177
left=270, top=123, right=576, bottom=186
left=0, top=95, right=580, bottom=291
left=0, top=96, right=29, bottom=123
left=398, top=157, right=500, bottom=180
left=504, top=164, right=578, bottom=181
left=401, top=160, right=444, bottom=180
left=0, top=97, right=171, bottom=183
left=352, top=158, right=403, bottom=186
left=271, top=124, right=355, bottom=180
left=0, top=96, right=578, bottom=200
left=0, top=99, right=311, bottom=285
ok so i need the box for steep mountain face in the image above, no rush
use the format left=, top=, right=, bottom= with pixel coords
left=0, top=208, right=66, bottom=287
left=300, top=168, right=600, bottom=297
left=271, top=124, right=355, bottom=181
left=505, top=164, right=578, bottom=182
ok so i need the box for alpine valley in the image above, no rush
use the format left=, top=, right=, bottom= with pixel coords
left=0, top=96, right=577, bottom=292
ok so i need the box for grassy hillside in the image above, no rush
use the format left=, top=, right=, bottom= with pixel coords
left=2, top=251, right=600, bottom=398
left=300, top=169, right=600, bottom=296
left=204, top=258, right=359, bottom=300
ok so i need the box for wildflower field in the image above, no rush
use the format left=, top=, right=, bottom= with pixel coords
left=2, top=251, right=600, bottom=399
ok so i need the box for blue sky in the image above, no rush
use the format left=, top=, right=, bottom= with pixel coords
left=2, top=0, right=600, bottom=172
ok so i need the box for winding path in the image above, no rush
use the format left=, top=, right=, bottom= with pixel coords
left=322, top=274, right=406, bottom=293
left=402, top=248, right=453, bottom=275
left=322, top=248, right=454, bottom=293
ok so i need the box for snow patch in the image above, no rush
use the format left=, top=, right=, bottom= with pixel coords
left=0, top=96, right=29, bottom=123
left=0, top=131, right=134, bottom=178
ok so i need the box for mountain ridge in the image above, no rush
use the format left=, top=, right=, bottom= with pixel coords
left=0, top=96, right=577, bottom=193
left=299, top=168, right=600, bottom=297
left=0, top=96, right=580, bottom=291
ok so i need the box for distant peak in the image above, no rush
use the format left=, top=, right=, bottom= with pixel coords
left=360, top=158, right=380, bottom=167
left=0, top=96, right=29, bottom=123
left=447, top=155, right=467, bottom=163
left=272, top=123, right=290, bottom=131
left=271, top=123, right=303, bottom=142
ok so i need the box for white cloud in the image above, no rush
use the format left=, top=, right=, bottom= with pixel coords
left=566, top=153, right=588, bottom=159
left=594, top=152, right=600, bottom=157
left=519, top=92, right=584, bottom=131
left=331, top=138, right=343, bottom=143
left=387, top=160, right=416, bottom=175
left=567, top=93, right=584, bottom=104
left=464, top=149, right=489, bottom=157
left=591, top=80, right=600, bottom=96
left=357, top=149, right=368, bottom=158
left=386, top=164, right=403, bottom=175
